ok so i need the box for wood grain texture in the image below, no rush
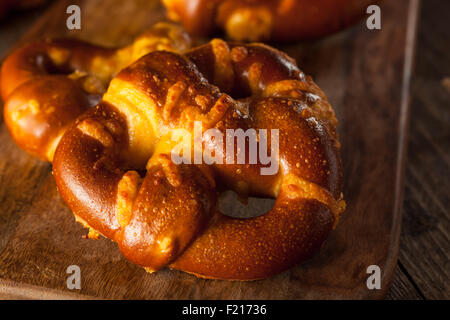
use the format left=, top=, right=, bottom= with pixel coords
left=0, top=0, right=419, bottom=299
left=385, top=263, right=423, bottom=300
left=393, top=0, right=450, bottom=300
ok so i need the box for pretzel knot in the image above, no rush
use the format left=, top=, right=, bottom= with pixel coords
left=48, top=39, right=344, bottom=280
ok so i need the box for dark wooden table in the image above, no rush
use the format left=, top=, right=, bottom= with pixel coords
left=383, top=0, right=449, bottom=300
left=0, top=0, right=448, bottom=300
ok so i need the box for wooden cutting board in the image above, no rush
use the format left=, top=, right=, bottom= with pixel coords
left=0, top=0, right=419, bottom=299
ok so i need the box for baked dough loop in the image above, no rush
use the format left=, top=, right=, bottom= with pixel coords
left=51, top=39, right=345, bottom=280
left=1, top=22, right=191, bottom=161
left=163, top=0, right=376, bottom=42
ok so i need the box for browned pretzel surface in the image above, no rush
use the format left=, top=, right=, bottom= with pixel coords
left=1, top=22, right=191, bottom=161
left=2, top=20, right=345, bottom=278
left=163, top=0, right=377, bottom=42
left=49, top=39, right=345, bottom=280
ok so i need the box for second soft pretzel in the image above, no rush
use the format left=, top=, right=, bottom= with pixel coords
left=1, top=22, right=191, bottom=161
left=163, top=0, right=377, bottom=42
left=52, top=39, right=345, bottom=280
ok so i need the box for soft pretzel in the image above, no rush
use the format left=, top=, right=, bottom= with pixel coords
left=1, top=22, right=191, bottom=161
left=163, top=0, right=376, bottom=42
left=50, top=39, right=345, bottom=280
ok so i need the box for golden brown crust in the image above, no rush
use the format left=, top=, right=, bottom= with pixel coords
left=50, top=40, right=345, bottom=280
left=163, top=0, right=378, bottom=42
left=1, top=22, right=191, bottom=161
left=2, top=21, right=345, bottom=279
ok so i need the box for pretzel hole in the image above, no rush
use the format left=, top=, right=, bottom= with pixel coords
left=36, top=53, right=74, bottom=75
left=218, top=190, right=275, bottom=219
left=36, top=52, right=104, bottom=100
